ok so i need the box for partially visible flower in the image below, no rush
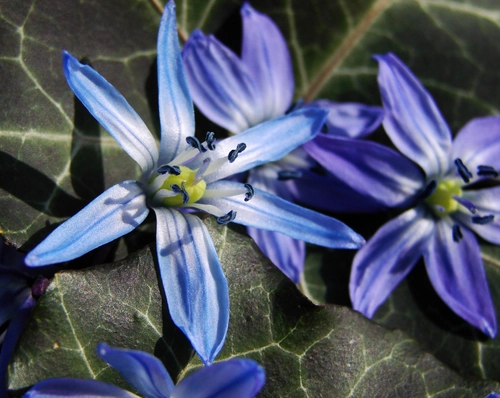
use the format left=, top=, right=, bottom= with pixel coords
left=0, top=243, right=49, bottom=395
left=182, top=2, right=381, bottom=282
left=24, top=0, right=364, bottom=365
left=23, top=342, right=265, bottom=398
left=305, top=53, right=500, bottom=337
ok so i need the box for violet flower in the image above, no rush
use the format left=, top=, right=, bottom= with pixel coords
left=182, top=2, right=381, bottom=282
left=305, top=53, right=500, bottom=337
left=23, top=342, right=265, bottom=398
left=24, top=0, right=364, bottom=365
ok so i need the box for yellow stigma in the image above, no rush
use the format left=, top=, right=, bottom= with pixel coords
left=159, top=166, right=206, bottom=206
left=425, top=179, right=462, bottom=216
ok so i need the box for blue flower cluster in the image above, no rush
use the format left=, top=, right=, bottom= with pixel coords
left=2, top=0, right=499, bottom=396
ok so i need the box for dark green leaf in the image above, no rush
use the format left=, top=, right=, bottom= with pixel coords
left=10, top=219, right=499, bottom=396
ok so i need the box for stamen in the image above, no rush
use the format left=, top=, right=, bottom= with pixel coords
left=157, top=164, right=181, bottom=175
left=472, top=214, right=495, bottom=225
left=186, top=136, right=207, bottom=153
left=244, top=183, right=254, bottom=201
left=205, top=131, right=216, bottom=150
left=452, top=224, right=463, bottom=242
left=170, top=183, right=190, bottom=204
left=217, top=210, right=236, bottom=225
left=420, top=180, right=436, bottom=199
left=454, top=158, right=472, bottom=183
left=194, top=158, right=211, bottom=183
left=277, top=170, right=303, bottom=181
left=477, top=165, right=499, bottom=178
left=228, top=143, right=247, bottom=163
left=452, top=195, right=477, bottom=214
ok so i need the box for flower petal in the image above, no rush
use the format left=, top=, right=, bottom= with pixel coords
left=96, top=343, right=174, bottom=398
left=171, top=359, right=265, bottom=398
left=304, top=134, right=425, bottom=208
left=201, top=180, right=364, bottom=249
left=25, top=181, right=149, bottom=267
left=241, top=2, right=294, bottom=121
left=451, top=116, right=500, bottom=174
left=157, top=1, right=195, bottom=163
left=453, top=186, right=500, bottom=245
left=201, top=107, right=328, bottom=184
left=375, top=53, right=452, bottom=177
left=247, top=227, right=305, bottom=283
left=306, top=100, right=384, bottom=138
left=182, top=30, right=262, bottom=133
left=0, top=295, right=35, bottom=394
left=153, top=208, right=228, bottom=365
left=350, top=206, right=434, bottom=318
left=23, top=378, right=138, bottom=398
left=63, top=52, right=158, bottom=175
left=423, top=219, right=497, bottom=337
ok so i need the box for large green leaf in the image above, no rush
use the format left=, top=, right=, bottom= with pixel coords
left=8, top=219, right=500, bottom=396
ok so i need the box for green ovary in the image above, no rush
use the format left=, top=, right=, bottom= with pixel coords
left=159, top=166, right=206, bottom=206
left=425, top=179, right=462, bottom=216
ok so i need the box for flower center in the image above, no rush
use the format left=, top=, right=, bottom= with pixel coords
left=424, top=179, right=462, bottom=216
left=158, top=166, right=207, bottom=206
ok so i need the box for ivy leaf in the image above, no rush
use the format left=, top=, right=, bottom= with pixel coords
left=9, top=219, right=500, bottom=396
left=373, top=242, right=500, bottom=384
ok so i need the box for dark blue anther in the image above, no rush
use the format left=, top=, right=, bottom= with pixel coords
left=452, top=224, right=463, bottom=242
left=244, top=183, right=254, bottom=201
left=217, top=210, right=236, bottom=225
left=420, top=180, right=436, bottom=199
left=452, top=195, right=477, bottom=214
left=186, top=136, right=207, bottom=153
left=31, top=276, right=50, bottom=300
left=228, top=143, right=247, bottom=163
left=170, top=183, right=190, bottom=204
left=157, top=165, right=181, bottom=175
left=477, top=165, right=499, bottom=178
left=277, top=170, right=303, bottom=181
left=205, top=131, right=216, bottom=150
left=472, top=214, right=495, bottom=225
left=454, top=158, right=472, bottom=183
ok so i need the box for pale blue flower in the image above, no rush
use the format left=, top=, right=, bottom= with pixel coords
left=23, top=342, right=265, bottom=398
left=24, top=1, right=363, bottom=364
left=305, top=53, right=500, bottom=337
left=182, top=2, right=380, bottom=282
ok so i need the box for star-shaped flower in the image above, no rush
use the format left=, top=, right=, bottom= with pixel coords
left=305, top=53, right=500, bottom=336
left=181, top=2, right=380, bottom=282
left=24, top=342, right=265, bottom=398
left=25, top=0, right=364, bottom=364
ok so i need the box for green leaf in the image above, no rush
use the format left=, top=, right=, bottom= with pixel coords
left=0, top=0, right=159, bottom=248
left=8, top=245, right=192, bottom=394
left=9, top=219, right=500, bottom=396
left=373, top=242, right=500, bottom=384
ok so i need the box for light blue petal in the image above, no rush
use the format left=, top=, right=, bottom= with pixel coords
left=182, top=30, right=262, bottom=134
left=25, top=181, right=149, bottom=267
left=453, top=186, right=500, bottom=245
left=0, top=295, right=35, bottom=394
left=350, top=206, right=434, bottom=318
left=423, top=219, right=497, bottom=337
left=200, top=180, right=364, bottom=249
left=375, top=53, right=452, bottom=177
left=304, top=134, right=425, bottom=208
left=241, top=2, right=294, bottom=121
left=171, top=359, right=265, bottom=398
left=201, top=107, right=328, bottom=184
left=451, top=116, right=500, bottom=174
left=309, top=100, right=384, bottom=138
left=63, top=52, right=158, bottom=175
left=23, top=378, right=138, bottom=398
left=153, top=208, right=228, bottom=365
left=96, top=343, right=173, bottom=398
left=157, top=1, right=195, bottom=163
